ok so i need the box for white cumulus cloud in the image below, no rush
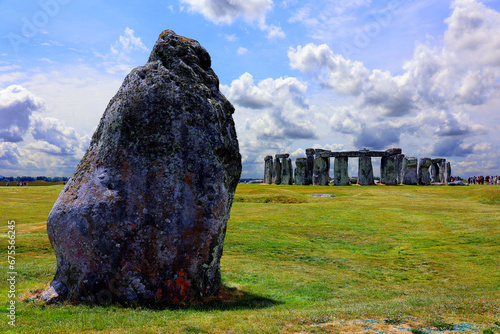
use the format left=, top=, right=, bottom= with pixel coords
left=288, top=0, right=500, bottom=153
left=180, top=0, right=273, bottom=24
left=30, top=115, right=90, bottom=156
left=180, top=0, right=284, bottom=38
left=94, top=27, right=149, bottom=74
left=222, top=72, right=317, bottom=176
left=0, top=85, right=46, bottom=142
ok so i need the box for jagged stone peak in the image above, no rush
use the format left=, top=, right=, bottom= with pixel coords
left=148, top=29, right=212, bottom=72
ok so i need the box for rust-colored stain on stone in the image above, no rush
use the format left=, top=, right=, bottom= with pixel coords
left=183, top=172, right=193, bottom=186
left=175, top=269, right=190, bottom=297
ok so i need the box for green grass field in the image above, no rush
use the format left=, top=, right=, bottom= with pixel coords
left=1, top=184, right=499, bottom=333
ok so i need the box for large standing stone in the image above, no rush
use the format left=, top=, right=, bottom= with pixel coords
left=305, top=148, right=315, bottom=185
left=42, top=30, right=242, bottom=305
left=402, top=157, right=418, bottom=185
left=287, top=159, right=294, bottom=185
left=358, top=156, right=374, bottom=185
left=264, top=156, right=273, bottom=184
left=294, top=158, right=308, bottom=185
left=395, top=154, right=405, bottom=184
left=380, top=155, right=398, bottom=185
left=418, top=158, right=432, bottom=185
left=275, top=154, right=289, bottom=185
left=282, top=157, right=293, bottom=185
left=438, top=159, right=447, bottom=183
left=313, top=150, right=329, bottom=186
left=274, top=156, right=282, bottom=185
left=430, top=158, right=446, bottom=184
left=333, top=156, right=350, bottom=186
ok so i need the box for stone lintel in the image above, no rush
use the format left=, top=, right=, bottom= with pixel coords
left=319, top=148, right=402, bottom=158
left=384, top=148, right=403, bottom=156
left=432, top=158, right=446, bottom=163
left=275, top=153, right=290, bottom=159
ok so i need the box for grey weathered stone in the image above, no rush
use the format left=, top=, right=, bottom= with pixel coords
left=306, top=148, right=315, bottom=185
left=314, top=149, right=327, bottom=158
left=287, top=159, right=294, bottom=185
left=294, top=158, right=308, bottom=185
left=448, top=180, right=466, bottom=186
left=282, top=157, right=293, bottom=185
left=313, top=156, right=330, bottom=186
left=385, top=148, right=403, bottom=156
left=418, top=158, right=432, bottom=185
left=40, top=280, right=68, bottom=304
left=380, top=155, right=398, bottom=185
left=402, top=157, right=418, bottom=185
left=264, top=156, right=273, bottom=184
left=43, top=30, right=241, bottom=305
left=438, top=159, right=447, bottom=184
left=395, top=154, right=404, bottom=184
left=274, top=156, right=282, bottom=185
left=358, top=156, right=374, bottom=185
left=321, top=148, right=402, bottom=158
left=333, top=156, right=349, bottom=186
left=381, top=153, right=404, bottom=185
left=430, top=158, right=445, bottom=183
left=275, top=153, right=290, bottom=159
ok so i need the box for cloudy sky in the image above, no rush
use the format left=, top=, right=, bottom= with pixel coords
left=1, top=0, right=499, bottom=178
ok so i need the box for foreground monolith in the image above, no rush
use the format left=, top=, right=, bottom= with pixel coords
left=42, top=30, right=242, bottom=305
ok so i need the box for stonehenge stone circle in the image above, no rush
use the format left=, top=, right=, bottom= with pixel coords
left=42, top=30, right=242, bottom=305
left=263, top=148, right=450, bottom=187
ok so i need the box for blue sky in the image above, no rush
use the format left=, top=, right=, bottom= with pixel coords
left=1, top=0, right=499, bottom=178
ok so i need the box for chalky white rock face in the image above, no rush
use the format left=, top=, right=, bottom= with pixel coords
left=42, top=30, right=241, bottom=305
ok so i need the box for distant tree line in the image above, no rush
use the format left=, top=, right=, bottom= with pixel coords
left=0, top=176, right=70, bottom=182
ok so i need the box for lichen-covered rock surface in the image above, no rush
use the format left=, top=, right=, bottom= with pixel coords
left=42, top=30, right=242, bottom=305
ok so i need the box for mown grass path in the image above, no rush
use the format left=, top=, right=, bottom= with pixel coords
left=1, top=184, right=499, bottom=333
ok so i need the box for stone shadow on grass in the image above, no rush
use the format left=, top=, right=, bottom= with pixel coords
left=187, top=286, right=283, bottom=311
left=32, top=285, right=282, bottom=311
left=117, top=285, right=282, bottom=311
left=144, top=285, right=281, bottom=311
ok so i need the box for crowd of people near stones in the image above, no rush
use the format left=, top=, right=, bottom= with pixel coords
left=467, top=175, right=499, bottom=185
left=3, top=182, right=29, bottom=186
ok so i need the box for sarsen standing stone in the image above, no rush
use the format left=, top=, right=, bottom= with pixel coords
left=42, top=30, right=242, bottom=305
